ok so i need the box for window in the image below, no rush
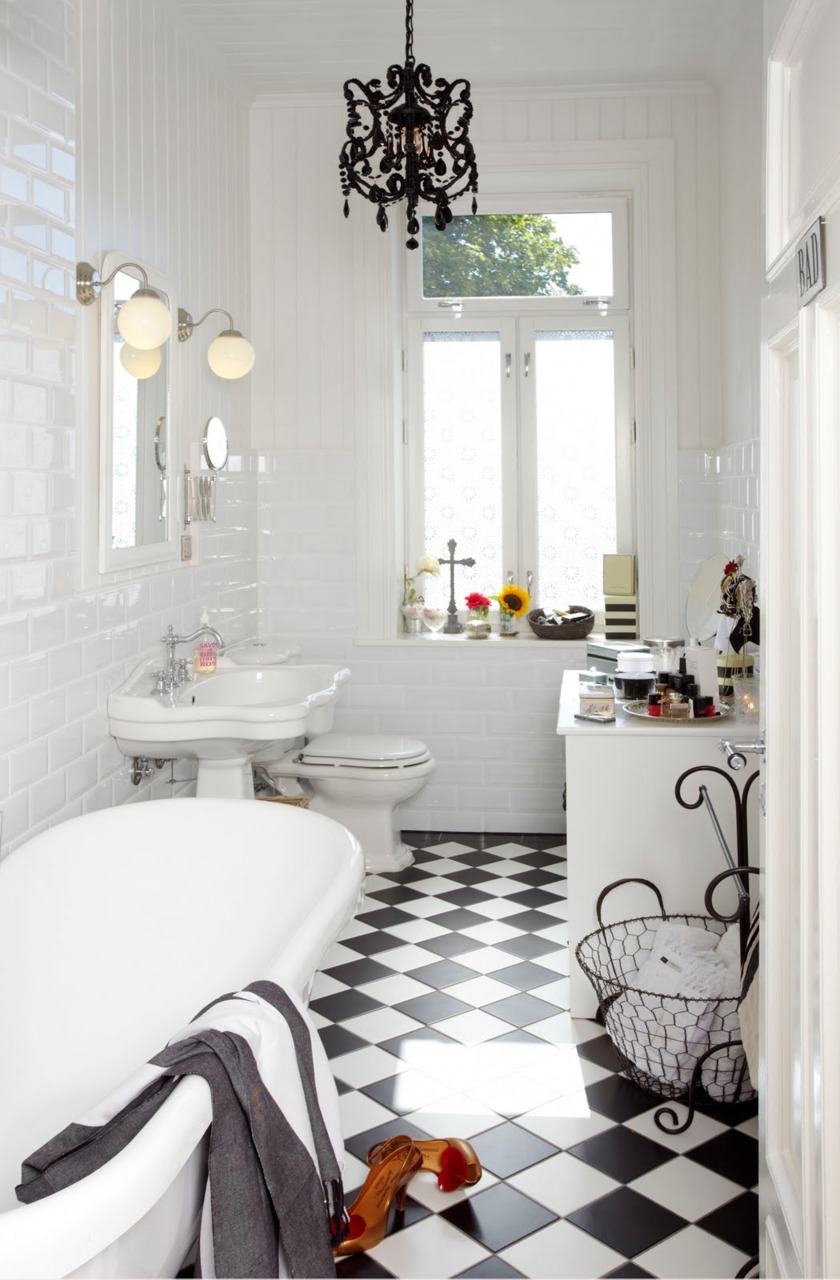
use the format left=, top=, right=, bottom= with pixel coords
left=405, top=199, right=633, bottom=617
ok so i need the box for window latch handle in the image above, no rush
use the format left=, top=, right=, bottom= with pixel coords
left=505, top=353, right=512, bottom=379
left=524, top=352, right=531, bottom=378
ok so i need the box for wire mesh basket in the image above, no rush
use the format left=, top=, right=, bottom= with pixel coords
left=575, top=880, right=755, bottom=1105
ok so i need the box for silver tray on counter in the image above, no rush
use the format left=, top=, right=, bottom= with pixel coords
left=621, top=700, right=733, bottom=723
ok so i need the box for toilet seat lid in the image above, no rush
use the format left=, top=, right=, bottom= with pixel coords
left=300, top=732, right=431, bottom=767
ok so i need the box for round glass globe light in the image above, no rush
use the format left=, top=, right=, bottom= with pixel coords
left=207, top=330, right=256, bottom=380
left=117, top=289, right=172, bottom=350
left=119, top=342, right=162, bottom=380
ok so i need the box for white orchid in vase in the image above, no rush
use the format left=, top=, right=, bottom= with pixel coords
left=403, top=555, right=441, bottom=605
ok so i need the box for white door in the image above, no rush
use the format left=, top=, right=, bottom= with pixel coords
left=762, top=1, right=840, bottom=1274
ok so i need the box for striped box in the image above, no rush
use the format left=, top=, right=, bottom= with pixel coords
left=604, top=594, right=638, bottom=641
left=717, top=653, right=754, bottom=699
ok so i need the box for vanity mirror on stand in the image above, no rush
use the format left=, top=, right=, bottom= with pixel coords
left=183, top=416, right=228, bottom=527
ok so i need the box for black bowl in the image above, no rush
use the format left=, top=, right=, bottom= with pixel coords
left=612, top=672, right=656, bottom=700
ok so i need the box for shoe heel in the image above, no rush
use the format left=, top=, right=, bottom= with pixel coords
left=396, top=1183, right=409, bottom=1212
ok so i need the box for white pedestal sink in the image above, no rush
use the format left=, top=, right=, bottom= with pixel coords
left=108, top=657, right=350, bottom=798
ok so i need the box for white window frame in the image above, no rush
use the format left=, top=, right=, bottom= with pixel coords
left=352, top=139, right=680, bottom=642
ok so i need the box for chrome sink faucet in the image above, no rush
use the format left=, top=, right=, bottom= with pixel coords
left=158, top=623, right=225, bottom=692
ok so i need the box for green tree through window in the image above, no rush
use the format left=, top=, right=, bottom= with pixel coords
left=422, top=213, right=583, bottom=298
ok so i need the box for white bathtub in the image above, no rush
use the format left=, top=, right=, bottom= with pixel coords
left=0, top=798, right=364, bottom=1279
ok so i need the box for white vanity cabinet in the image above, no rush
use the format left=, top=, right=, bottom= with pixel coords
left=557, top=670, right=758, bottom=1017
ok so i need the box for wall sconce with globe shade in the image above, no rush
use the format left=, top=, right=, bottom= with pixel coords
left=76, top=260, right=172, bottom=349
left=177, top=307, right=255, bottom=380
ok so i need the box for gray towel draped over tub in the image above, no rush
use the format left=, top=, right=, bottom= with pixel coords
left=16, top=980, right=347, bottom=1279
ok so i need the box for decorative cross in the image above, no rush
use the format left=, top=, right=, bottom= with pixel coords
left=439, top=538, right=476, bottom=634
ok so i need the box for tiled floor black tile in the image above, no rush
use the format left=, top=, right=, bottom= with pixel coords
left=484, top=992, right=562, bottom=1026
left=445, top=867, right=499, bottom=886
left=502, top=908, right=563, bottom=932
left=440, top=1182, right=556, bottom=1253
left=439, top=887, right=496, bottom=908
left=487, top=1027, right=546, bottom=1051
left=365, top=885, right=425, bottom=906
left=335, top=1255, right=394, bottom=1279
left=509, top=868, right=567, bottom=888
left=341, top=930, right=405, bottom=957
left=696, top=1191, right=759, bottom=1254
left=470, top=1121, right=558, bottom=1179
left=310, top=990, right=383, bottom=1023
left=360, top=1069, right=449, bottom=1115
left=418, top=931, right=484, bottom=958
left=408, top=958, right=480, bottom=989
left=355, top=905, right=415, bottom=930
left=335, top=1077, right=354, bottom=1095
left=685, top=1129, right=759, bottom=1187
left=324, top=958, right=396, bottom=988
left=568, top=1127, right=675, bottom=1182
left=699, top=1096, right=759, bottom=1127
left=448, top=849, right=505, bottom=867
left=586, top=1075, right=660, bottom=1123
left=385, top=864, right=437, bottom=885
left=457, top=1257, right=525, bottom=1279
left=395, top=990, right=474, bottom=1023
left=412, top=848, right=442, bottom=865
left=379, top=1025, right=463, bottom=1062
left=601, top=1264, right=656, bottom=1278
left=567, top=1185, right=687, bottom=1257
left=576, top=1032, right=624, bottom=1072
left=343, top=1117, right=435, bottom=1163
left=517, top=834, right=566, bottom=851
left=444, top=832, right=518, bottom=849
left=506, top=887, right=563, bottom=909
left=490, top=960, right=559, bottom=992
left=495, top=933, right=560, bottom=961
left=402, top=830, right=441, bottom=847
left=318, top=1024, right=370, bottom=1059
left=431, top=907, right=490, bottom=931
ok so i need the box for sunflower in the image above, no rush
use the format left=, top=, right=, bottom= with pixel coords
left=494, top=585, right=531, bottom=617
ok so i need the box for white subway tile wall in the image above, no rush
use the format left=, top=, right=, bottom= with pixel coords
left=678, top=441, right=760, bottom=630
left=0, top=0, right=258, bottom=853
left=259, top=452, right=581, bottom=835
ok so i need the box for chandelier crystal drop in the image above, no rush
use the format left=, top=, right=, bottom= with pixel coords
left=339, top=0, right=479, bottom=250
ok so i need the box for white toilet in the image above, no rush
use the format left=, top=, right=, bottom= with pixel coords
left=265, top=731, right=435, bottom=874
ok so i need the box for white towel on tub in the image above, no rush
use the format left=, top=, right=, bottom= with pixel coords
left=16, top=981, right=347, bottom=1279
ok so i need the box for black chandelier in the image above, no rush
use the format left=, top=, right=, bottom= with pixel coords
left=339, top=0, right=479, bottom=250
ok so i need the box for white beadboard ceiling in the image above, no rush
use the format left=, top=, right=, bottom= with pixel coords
left=169, top=0, right=755, bottom=99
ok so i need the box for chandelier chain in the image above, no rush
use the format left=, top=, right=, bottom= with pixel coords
left=405, top=0, right=414, bottom=66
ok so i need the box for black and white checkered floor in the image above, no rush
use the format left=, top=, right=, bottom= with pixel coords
left=311, top=834, right=758, bottom=1280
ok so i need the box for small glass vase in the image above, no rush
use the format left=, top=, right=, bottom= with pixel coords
left=465, top=612, right=491, bottom=640
left=401, top=603, right=424, bottom=636
left=498, top=610, right=517, bottom=636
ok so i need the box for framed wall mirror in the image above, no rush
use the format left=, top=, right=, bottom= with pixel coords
left=98, top=251, right=179, bottom=575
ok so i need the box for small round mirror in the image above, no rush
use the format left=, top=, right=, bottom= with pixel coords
left=154, top=414, right=166, bottom=474
left=202, top=415, right=228, bottom=471
left=686, top=553, right=730, bottom=643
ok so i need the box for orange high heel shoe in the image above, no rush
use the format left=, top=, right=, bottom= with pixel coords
left=333, top=1140, right=423, bottom=1257
left=367, top=1135, right=482, bottom=1193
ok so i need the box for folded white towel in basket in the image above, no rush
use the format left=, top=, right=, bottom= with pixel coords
left=635, top=924, right=739, bottom=1000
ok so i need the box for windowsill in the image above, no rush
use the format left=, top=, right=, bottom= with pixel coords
left=354, top=631, right=591, bottom=649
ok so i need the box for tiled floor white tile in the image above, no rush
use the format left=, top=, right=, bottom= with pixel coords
left=395, top=896, right=453, bottom=919
left=444, top=974, right=523, bottom=1006
left=526, top=1011, right=577, bottom=1045
left=533, top=921, right=569, bottom=946
left=635, top=1224, right=752, bottom=1279
left=375, top=942, right=446, bottom=972
left=630, top=1157, right=748, bottom=1221
left=321, top=941, right=365, bottom=968
left=401, top=1091, right=500, bottom=1136
left=516, top=1090, right=615, bottom=1148
left=408, top=875, right=464, bottom=895
left=499, top=1218, right=625, bottom=1279
left=474, top=875, right=532, bottom=898
left=364, top=874, right=395, bottom=892
left=419, top=851, right=477, bottom=871
left=534, top=898, right=570, bottom=920
left=465, top=1070, right=563, bottom=1118
left=338, top=1089, right=399, bottom=1137
left=509, top=1149, right=620, bottom=1216
left=338, top=917, right=376, bottom=939
left=529, top=948, right=570, bottom=976
left=309, top=971, right=349, bottom=1000
left=460, top=919, right=524, bottom=945
left=433, top=1008, right=514, bottom=1045
left=367, top=1210, right=491, bottom=1278
left=467, top=896, right=528, bottom=920
left=737, top=1113, right=759, bottom=1139
left=359, top=973, right=434, bottom=1004
left=327, top=1044, right=407, bottom=1085
left=456, top=945, right=527, bottom=975
left=342, top=1007, right=424, bottom=1046
left=623, top=1105, right=730, bottom=1154
left=385, top=918, right=449, bottom=943
left=529, top=977, right=569, bottom=1007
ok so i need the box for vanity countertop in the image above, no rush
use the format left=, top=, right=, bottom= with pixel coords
left=556, top=669, right=742, bottom=736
